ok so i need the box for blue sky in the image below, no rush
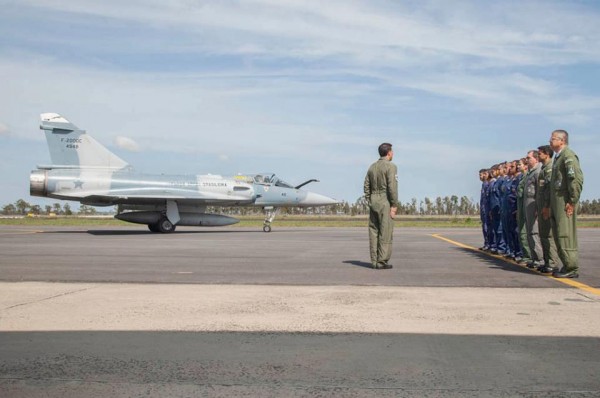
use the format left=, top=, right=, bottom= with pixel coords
left=1, top=0, right=599, bottom=208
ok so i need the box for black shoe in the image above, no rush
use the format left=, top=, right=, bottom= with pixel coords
left=491, top=249, right=498, bottom=255
left=377, top=263, right=393, bottom=269
left=539, top=266, right=558, bottom=274
left=553, top=269, right=579, bottom=279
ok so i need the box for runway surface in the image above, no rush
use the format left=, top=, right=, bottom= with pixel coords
left=1, top=225, right=599, bottom=397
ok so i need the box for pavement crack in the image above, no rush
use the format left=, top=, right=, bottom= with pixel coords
left=2, top=286, right=98, bottom=311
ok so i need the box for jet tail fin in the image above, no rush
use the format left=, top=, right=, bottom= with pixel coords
left=39, top=113, right=129, bottom=170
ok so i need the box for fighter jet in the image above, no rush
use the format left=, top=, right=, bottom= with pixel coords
left=30, top=113, right=339, bottom=233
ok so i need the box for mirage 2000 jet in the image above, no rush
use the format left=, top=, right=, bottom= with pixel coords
left=30, top=113, right=339, bottom=233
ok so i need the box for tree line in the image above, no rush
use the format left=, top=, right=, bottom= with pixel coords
left=5, top=197, right=600, bottom=217
left=1, top=199, right=97, bottom=216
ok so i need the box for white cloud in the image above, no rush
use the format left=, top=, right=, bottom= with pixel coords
left=16, top=0, right=600, bottom=67
left=2, top=1, right=600, bottom=203
left=385, top=71, right=600, bottom=121
left=114, top=136, right=140, bottom=152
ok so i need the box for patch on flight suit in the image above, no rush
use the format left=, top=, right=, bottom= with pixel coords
left=527, top=185, right=535, bottom=196
left=554, top=175, right=562, bottom=189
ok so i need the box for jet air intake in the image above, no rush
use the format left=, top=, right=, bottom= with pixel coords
left=30, top=170, right=48, bottom=197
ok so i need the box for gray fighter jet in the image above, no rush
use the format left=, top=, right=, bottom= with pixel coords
left=30, top=113, right=339, bottom=232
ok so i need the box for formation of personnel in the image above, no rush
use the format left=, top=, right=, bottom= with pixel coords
left=479, top=130, right=584, bottom=279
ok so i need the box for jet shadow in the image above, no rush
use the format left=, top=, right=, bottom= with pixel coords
left=41, top=229, right=251, bottom=236
left=85, top=230, right=254, bottom=236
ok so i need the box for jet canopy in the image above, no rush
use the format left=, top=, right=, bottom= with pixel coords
left=252, top=173, right=294, bottom=189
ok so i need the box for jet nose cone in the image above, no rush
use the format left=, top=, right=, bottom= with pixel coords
left=302, top=192, right=340, bottom=206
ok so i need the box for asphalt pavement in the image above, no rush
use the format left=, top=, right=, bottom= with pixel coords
left=1, top=225, right=599, bottom=397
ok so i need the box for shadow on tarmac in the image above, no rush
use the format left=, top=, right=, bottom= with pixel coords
left=343, top=260, right=374, bottom=269
left=456, top=247, right=537, bottom=275
left=41, top=230, right=255, bottom=236
left=86, top=230, right=245, bottom=236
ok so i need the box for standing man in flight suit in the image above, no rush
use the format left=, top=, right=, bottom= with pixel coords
left=517, top=158, right=531, bottom=265
left=524, top=150, right=544, bottom=269
left=536, top=145, right=559, bottom=274
left=549, top=130, right=584, bottom=278
left=479, top=169, right=491, bottom=251
left=499, top=162, right=513, bottom=258
left=364, top=143, right=399, bottom=270
left=490, top=164, right=507, bottom=255
left=506, top=161, right=522, bottom=261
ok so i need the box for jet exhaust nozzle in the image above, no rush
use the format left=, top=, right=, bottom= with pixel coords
left=30, top=170, right=48, bottom=197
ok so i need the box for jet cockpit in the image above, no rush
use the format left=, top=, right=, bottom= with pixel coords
left=252, top=173, right=294, bottom=189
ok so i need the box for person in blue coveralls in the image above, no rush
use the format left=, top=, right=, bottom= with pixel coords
left=478, top=169, right=491, bottom=251
left=506, top=160, right=524, bottom=262
left=489, top=164, right=507, bottom=255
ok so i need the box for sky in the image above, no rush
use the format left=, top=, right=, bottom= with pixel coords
left=1, top=0, right=599, bottom=209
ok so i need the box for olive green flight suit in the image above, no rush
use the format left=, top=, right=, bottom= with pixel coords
left=516, top=172, right=531, bottom=261
left=364, top=157, right=399, bottom=267
left=550, top=146, right=584, bottom=272
left=536, top=159, right=558, bottom=267
left=524, top=163, right=543, bottom=262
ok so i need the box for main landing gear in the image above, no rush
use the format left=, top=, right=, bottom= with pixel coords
left=148, top=216, right=176, bottom=233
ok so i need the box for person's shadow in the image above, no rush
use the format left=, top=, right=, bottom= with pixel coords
left=343, top=260, right=374, bottom=269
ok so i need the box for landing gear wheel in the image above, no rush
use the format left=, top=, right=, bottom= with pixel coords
left=157, top=217, right=176, bottom=233
left=263, top=224, right=272, bottom=233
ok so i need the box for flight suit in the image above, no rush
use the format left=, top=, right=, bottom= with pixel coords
left=536, top=160, right=559, bottom=267
left=550, top=147, right=584, bottom=272
left=490, top=177, right=506, bottom=254
left=517, top=172, right=531, bottom=262
left=524, top=163, right=543, bottom=262
left=500, top=176, right=513, bottom=255
left=364, top=157, right=399, bottom=267
left=484, top=180, right=495, bottom=249
left=480, top=180, right=490, bottom=249
left=507, top=175, right=522, bottom=258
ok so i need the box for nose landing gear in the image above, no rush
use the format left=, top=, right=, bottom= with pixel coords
left=262, top=207, right=280, bottom=233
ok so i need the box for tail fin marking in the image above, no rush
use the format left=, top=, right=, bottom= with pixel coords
left=40, top=113, right=129, bottom=170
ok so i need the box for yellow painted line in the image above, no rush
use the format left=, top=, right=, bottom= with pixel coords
left=431, top=233, right=600, bottom=297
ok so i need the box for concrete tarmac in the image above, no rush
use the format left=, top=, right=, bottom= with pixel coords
left=1, top=225, right=599, bottom=397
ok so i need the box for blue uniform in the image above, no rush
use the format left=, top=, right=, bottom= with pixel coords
left=500, top=176, right=512, bottom=255
left=506, top=174, right=523, bottom=258
left=490, top=177, right=506, bottom=253
left=480, top=180, right=491, bottom=249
